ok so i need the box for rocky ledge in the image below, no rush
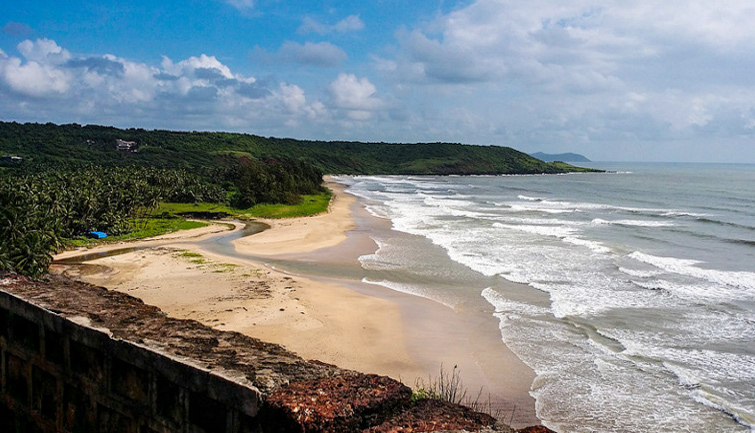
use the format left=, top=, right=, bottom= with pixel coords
left=1, top=272, right=555, bottom=433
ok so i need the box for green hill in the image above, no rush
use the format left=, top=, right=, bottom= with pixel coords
left=0, top=122, right=601, bottom=175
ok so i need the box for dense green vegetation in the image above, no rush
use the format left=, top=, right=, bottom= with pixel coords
left=0, top=148, right=326, bottom=278
left=0, top=166, right=225, bottom=277
left=0, top=121, right=599, bottom=278
left=0, top=121, right=599, bottom=175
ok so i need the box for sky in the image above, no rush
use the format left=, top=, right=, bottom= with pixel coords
left=2, top=1, right=755, bottom=162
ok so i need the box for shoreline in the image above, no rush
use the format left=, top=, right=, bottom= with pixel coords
left=51, top=176, right=539, bottom=427
left=264, top=188, right=539, bottom=425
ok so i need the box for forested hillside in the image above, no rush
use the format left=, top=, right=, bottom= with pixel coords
left=0, top=121, right=598, bottom=174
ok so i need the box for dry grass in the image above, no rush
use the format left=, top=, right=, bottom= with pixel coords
left=412, top=364, right=505, bottom=419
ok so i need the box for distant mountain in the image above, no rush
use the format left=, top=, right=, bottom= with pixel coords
left=531, top=152, right=591, bottom=162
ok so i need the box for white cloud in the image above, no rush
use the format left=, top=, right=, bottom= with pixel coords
left=1, top=56, right=72, bottom=97
left=0, top=39, right=73, bottom=97
left=389, top=0, right=755, bottom=90
left=17, top=38, right=70, bottom=64
left=0, top=38, right=333, bottom=133
left=277, top=83, right=306, bottom=114
left=298, top=15, right=365, bottom=35
left=162, top=54, right=234, bottom=80
left=374, top=0, right=755, bottom=160
left=328, top=73, right=382, bottom=111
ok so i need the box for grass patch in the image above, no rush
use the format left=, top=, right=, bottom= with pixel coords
left=244, top=192, right=331, bottom=218
left=212, top=263, right=239, bottom=273
left=157, top=202, right=237, bottom=217
left=210, top=150, right=254, bottom=159
left=175, top=250, right=206, bottom=264
left=120, top=218, right=207, bottom=240
left=66, top=218, right=208, bottom=247
left=158, top=190, right=332, bottom=220
left=174, top=252, right=238, bottom=271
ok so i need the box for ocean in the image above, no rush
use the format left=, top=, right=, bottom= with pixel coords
left=337, top=163, right=755, bottom=433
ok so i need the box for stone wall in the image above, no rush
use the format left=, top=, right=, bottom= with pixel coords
left=0, top=290, right=261, bottom=433
left=0, top=273, right=542, bottom=433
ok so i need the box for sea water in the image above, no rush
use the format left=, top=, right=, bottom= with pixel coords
left=337, top=163, right=755, bottom=432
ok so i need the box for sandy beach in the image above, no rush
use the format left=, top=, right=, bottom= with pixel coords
left=52, top=178, right=420, bottom=377
left=235, top=177, right=357, bottom=256
left=51, top=176, right=539, bottom=427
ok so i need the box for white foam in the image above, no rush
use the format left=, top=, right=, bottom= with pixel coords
left=358, top=237, right=392, bottom=270
left=360, top=278, right=456, bottom=308
left=509, top=196, right=678, bottom=217
left=563, top=236, right=611, bottom=253
left=630, top=279, right=748, bottom=302
left=662, top=211, right=710, bottom=218
left=493, top=222, right=577, bottom=238
left=518, top=195, right=544, bottom=201
left=629, top=251, right=755, bottom=291
left=495, top=216, right=584, bottom=226
left=362, top=204, right=390, bottom=219
left=690, top=389, right=755, bottom=431
left=618, top=267, right=664, bottom=278
left=493, top=222, right=609, bottom=253
left=346, top=174, right=755, bottom=432
left=663, top=362, right=702, bottom=390
left=592, top=218, right=675, bottom=227
left=509, top=204, right=576, bottom=214
left=481, top=287, right=550, bottom=316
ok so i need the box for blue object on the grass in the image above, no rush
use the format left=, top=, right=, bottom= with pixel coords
left=89, top=231, right=108, bottom=239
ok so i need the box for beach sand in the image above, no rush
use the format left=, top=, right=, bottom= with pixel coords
left=51, top=176, right=539, bottom=427
left=235, top=177, right=357, bottom=255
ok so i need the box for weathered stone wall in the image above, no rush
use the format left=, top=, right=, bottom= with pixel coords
left=1, top=274, right=547, bottom=433
left=0, top=290, right=261, bottom=433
